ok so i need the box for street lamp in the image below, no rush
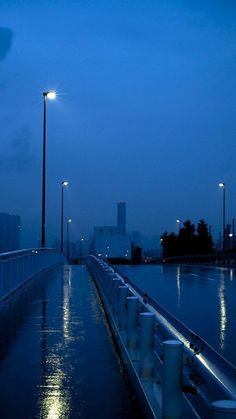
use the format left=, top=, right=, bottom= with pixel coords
left=176, top=219, right=181, bottom=233
left=61, top=181, right=69, bottom=253
left=219, top=182, right=226, bottom=252
left=41, top=90, right=56, bottom=247
left=67, top=219, right=72, bottom=261
left=80, top=237, right=84, bottom=263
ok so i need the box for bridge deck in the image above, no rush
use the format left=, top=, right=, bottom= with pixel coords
left=0, top=265, right=137, bottom=418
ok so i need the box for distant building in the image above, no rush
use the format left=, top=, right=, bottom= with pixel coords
left=93, top=203, right=131, bottom=259
left=0, top=213, right=21, bottom=253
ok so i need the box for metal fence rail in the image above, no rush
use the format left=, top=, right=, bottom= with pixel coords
left=87, top=255, right=236, bottom=419
left=0, top=248, right=66, bottom=303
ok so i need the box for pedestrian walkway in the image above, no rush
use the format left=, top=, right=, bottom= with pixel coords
left=0, top=265, right=138, bottom=418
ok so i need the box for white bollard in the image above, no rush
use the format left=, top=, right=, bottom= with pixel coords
left=126, top=296, right=139, bottom=350
left=162, top=340, right=183, bottom=419
left=211, top=400, right=236, bottom=418
left=118, top=285, right=129, bottom=330
left=139, top=312, right=155, bottom=379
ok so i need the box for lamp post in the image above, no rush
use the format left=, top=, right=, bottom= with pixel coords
left=67, top=219, right=72, bottom=261
left=60, top=181, right=68, bottom=253
left=41, top=90, right=56, bottom=248
left=80, top=237, right=84, bottom=263
left=176, top=219, right=181, bottom=234
left=219, top=182, right=226, bottom=252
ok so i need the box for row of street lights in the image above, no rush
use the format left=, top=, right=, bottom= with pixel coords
left=41, top=91, right=72, bottom=257
left=42, top=90, right=227, bottom=257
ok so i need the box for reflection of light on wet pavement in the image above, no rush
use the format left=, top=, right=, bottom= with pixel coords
left=62, top=266, right=72, bottom=341
left=176, top=266, right=181, bottom=308
left=218, top=273, right=227, bottom=351
left=39, top=351, right=71, bottom=419
left=38, top=266, right=81, bottom=419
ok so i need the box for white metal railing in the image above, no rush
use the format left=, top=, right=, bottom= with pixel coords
left=0, top=248, right=66, bottom=303
left=87, top=255, right=236, bottom=419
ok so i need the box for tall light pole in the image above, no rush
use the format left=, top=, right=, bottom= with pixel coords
left=176, top=219, right=181, bottom=234
left=219, top=182, right=226, bottom=252
left=61, top=181, right=68, bottom=253
left=67, top=219, right=72, bottom=261
left=41, top=90, right=56, bottom=248
left=80, top=237, right=84, bottom=263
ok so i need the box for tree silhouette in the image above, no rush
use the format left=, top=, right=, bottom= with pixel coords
left=196, top=219, right=213, bottom=254
left=179, top=220, right=196, bottom=255
left=161, top=232, right=178, bottom=257
left=161, top=219, right=214, bottom=257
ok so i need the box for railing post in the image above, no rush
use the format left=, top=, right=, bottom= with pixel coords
left=139, top=312, right=155, bottom=379
left=127, top=296, right=139, bottom=350
left=162, top=340, right=183, bottom=419
left=118, top=285, right=128, bottom=330
left=211, top=400, right=236, bottom=418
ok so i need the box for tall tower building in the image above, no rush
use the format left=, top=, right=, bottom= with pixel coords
left=117, top=202, right=126, bottom=234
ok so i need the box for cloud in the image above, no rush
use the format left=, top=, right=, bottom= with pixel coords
left=0, top=27, right=13, bottom=61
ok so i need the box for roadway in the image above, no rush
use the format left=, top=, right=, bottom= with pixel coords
left=118, top=263, right=236, bottom=367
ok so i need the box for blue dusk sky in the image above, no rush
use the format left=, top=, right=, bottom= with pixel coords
left=0, top=0, right=236, bottom=247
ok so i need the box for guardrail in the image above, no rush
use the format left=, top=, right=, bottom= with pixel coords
left=87, top=255, right=236, bottom=419
left=0, top=248, right=66, bottom=304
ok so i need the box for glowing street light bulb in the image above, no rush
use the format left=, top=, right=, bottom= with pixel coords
left=46, top=91, right=56, bottom=100
left=219, top=182, right=225, bottom=188
left=67, top=219, right=72, bottom=223
left=62, top=181, right=69, bottom=187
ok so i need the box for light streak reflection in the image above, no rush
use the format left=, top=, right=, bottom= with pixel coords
left=40, top=363, right=70, bottom=419
left=38, top=266, right=73, bottom=419
left=176, top=266, right=181, bottom=308
left=62, top=266, right=72, bottom=341
left=218, top=272, right=227, bottom=351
